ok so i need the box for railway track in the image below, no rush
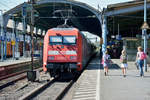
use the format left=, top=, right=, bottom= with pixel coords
left=0, top=60, right=41, bottom=81
left=0, top=68, right=43, bottom=90
left=0, top=59, right=42, bottom=90
left=0, top=55, right=96, bottom=100
left=0, top=60, right=75, bottom=100
left=0, top=70, right=49, bottom=100
left=18, top=78, right=74, bottom=100
left=0, top=72, right=26, bottom=90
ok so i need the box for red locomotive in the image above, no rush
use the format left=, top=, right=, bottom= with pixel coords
left=43, top=27, right=94, bottom=77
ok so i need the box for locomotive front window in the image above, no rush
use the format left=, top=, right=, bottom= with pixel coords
left=49, top=36, right=62, bottom=44
left=63, top=36, right=76, bottom=44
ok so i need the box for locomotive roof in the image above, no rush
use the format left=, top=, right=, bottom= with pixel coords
left=50, top=27, right=79, bottom=31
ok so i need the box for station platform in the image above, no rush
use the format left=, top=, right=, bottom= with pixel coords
left=70, top=57, right=150, bottom=100
left=0, top=57, right=38, bottom=67
left=71, top=56, right=100, bottom=100
left=100, top=59, right=150, bottom=100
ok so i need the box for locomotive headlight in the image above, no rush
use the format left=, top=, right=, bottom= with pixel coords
left=48, top=51, right=59, bottom=55
left=48, top=56, right=55, bottom=60
left=70, top=56, right=77, bottom=60
left=66, top=51, right=76, bottom=55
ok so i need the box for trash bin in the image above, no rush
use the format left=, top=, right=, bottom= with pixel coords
left=27, top=71, right=36, bottom=82
left=27, top=70, right=40, bottom=82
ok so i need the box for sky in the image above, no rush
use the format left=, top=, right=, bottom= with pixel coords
left=0, top=0, right=134, bottom=11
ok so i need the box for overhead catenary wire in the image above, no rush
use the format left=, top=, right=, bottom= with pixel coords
left=37, top=16, right=97, bottom=19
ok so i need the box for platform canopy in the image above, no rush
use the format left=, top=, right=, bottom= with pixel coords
left=3, top=0, right=101, bottom=36
left=105, top=0, right=150, bottom=38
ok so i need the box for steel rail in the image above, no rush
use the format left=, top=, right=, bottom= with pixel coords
left=18, top=78, right=56, bottom=100
left=0, top=60, right=40, bottom=81
left=0, top=68, right=43, bottom=90
left=19, top=78, right=77, bottom=100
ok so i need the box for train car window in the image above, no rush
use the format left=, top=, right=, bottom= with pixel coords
left=49, top=36, right=62, bottom=45
left=63, top=36, right=76, bottom=45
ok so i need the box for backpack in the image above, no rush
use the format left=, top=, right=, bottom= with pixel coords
left=120, top=55, right=127, bottom=63
left=139, top=52, right=147, bottom=60
left=101, top=54, right=110, bottom=64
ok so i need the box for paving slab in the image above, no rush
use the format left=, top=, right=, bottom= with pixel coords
left=72, top=57, right=100, bottom=100
left=100, top=59, right=150, bottom=100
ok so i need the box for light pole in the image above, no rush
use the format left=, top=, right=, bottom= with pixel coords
left=30, top=0, right=35, bottom=70
left=102, top=15, right=107, bottom=55
left=0, top=10, right=4, bottom=61
left=9, top=14, right=17, bottom=59
left=142, top=0, right=149, bottom=72
left=22, top=4, right=27, bottom=58
left=27, top=0, right=40, bottom=82
left=12, top=15, right=15, bottom=59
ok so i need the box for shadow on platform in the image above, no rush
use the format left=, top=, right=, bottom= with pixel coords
left=86, top=63, right=121, bottom=70
left=87, top=64, right=100, bottom=70
left=104, top=73, right=150, bottom=78
left=100, top=64, right=121, bottom=69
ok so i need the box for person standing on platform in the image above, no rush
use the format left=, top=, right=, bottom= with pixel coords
left=102, top=50, right=111, bottom=76
left=120, top=50, right=128, bottom=77
left=136, top=46, right=147, bottom=77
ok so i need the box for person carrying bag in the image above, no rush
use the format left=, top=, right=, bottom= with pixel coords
left=136, top=46, right=147, bottom=77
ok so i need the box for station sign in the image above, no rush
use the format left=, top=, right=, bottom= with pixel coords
left=39, top=41, right=42, bottom=46
left=11, top=40, right=15, bottom=45
left=116, top=35, right=122, bottom=40
left=108, top=41, right=115, bottom=45
left=7, top=38, right=11, bottom=42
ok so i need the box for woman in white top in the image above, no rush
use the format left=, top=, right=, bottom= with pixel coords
left=120, top=50, right=128, bottom=77
left=102, top=50, right=111, bottom=76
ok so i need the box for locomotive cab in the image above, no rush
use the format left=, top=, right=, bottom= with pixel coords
left=43, top=28, right=81, bottom=77
left=47, top=35, right=78, bottom=67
